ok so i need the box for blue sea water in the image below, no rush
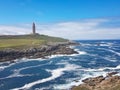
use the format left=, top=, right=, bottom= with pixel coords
left=0, top=40, right=120, bottom=90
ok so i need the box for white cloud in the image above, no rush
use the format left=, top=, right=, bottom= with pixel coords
left=0, top=25, right=31, bottom=35
left=0, top=18, right=120, bottom=40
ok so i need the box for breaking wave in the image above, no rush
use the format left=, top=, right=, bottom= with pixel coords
left=11, top=63, right=79, bottom=90
left=54, top=64, right=120, bottom=90
left=0, top=40, right=120, bottom=90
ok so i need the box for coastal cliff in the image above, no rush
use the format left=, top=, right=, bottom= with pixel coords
left=0, top=43, right=79, bottom=62
left=0, top=34, right=79, bottom=62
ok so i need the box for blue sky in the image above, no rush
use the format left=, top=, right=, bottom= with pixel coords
left=0, top=0, right=120, bottom=40
left=0, top=0, right=120, bottom=23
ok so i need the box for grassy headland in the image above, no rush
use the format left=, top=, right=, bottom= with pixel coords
left=0, top=34, right=79, bottom=62
left=0, top=34, right=68, bottom=50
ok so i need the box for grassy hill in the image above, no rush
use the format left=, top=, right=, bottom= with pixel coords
left=0, top=34, right=68, bottom=50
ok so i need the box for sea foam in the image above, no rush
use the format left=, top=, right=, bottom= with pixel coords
left=54, top=64, right=120, bottom=90
left=11, top=63, right=79, bottom=90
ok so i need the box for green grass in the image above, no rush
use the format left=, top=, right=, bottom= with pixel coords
left=0, top=39, right=45, bottom=49
left=0, top=34, right=68, bottom=50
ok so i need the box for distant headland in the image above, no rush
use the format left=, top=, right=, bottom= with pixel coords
left=0, top=22, right=79, bottom=62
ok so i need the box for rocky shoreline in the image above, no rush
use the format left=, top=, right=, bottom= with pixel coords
left=72, top=72, right=120, bottom=90
left=0, top=42, right=79, bottom=62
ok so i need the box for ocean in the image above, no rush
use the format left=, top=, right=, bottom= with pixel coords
left=0, top=40, right=120, bottom=90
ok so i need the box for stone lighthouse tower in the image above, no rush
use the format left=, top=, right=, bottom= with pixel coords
left=32, top=22, right=36, bottom=34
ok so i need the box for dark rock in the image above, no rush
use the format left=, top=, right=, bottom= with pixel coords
left=67, top=41, right=80, bottom=46
left=72, top=73, right=120, bottom=90
left=0, top=43, right=78, bottom=62
left=82, top=76, right=105, bottom=86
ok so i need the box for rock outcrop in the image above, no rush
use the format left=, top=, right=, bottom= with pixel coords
left=0, top=42, right=79, bottom=62
left=72, top=72, right=120, bottom=90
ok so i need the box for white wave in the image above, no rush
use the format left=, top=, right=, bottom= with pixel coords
left=99, top=42, right=113, bottom=47
left=74, top=49, right=87, bottom=55
left=80, top=68, right=105, bottom=72
left=0, top=63, right=47, bottom=80
left=0, top=62, right=16, bottom=71
left=17, top=57, right=47, bottom=63
left=0, top=56, right=51, bottom=73
left=100, top=55, right=118, bottom=62
left=81, top=65, right=120, bottom=72
left=0, top=69, right=33, bottom=80
left=47, top=54, right=69, bottom=58
left=88, top=61, right=96, bottom=65
left=108, top=49, right=120, bottom=56
left=0, top=61, right=10, bottom=65
left=70, top=58, right=79, bottom=61
left=116, top=65, right=120, bottom=69
left=54, top=71, right=107, bottom=90
left=54, top=64, right=112, bottom=90
left=56, top=62, right=81, bottom=69
left=100, top=48, right=120, bottom=56
left=116, top=73, right=120, bottom=76
left=54, top=80, right=82, bottom=90
left=9, top=64, right=120, bottom=90
left=56, top=61, right=70, bottom=65
left=34, top=86, right=51, bottom=90
left=11, top=63, right=79, bottom=90
left=46, top=51, right=86, bottom=59
left=80, top=43, right=92, bottom=46
left=100, top=41, right=106, bottom=43
left=0, top=58, right=26, bottom=68
left=102, top=65, right=120, bottom=70
left=0, top=57, right=46, bottom=72
left=99, top=44, right=110, bottom=46
left=97, top=48, right=120, bottom=62
left=54, top=64, right=120, bottom=90
left=69, top=45, right=87, bottom=55
left=91, top=51, right=118, bottom=62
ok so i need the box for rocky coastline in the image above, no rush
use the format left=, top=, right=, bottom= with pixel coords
left=72, top=72, right=120, bottom=90
left=0, top=41, right=79, bottom=62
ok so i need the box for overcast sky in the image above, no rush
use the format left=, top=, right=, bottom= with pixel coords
left=0, top=0, right=120, bottom=40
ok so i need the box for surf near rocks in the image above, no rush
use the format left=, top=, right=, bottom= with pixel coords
left=72, top=72, right=120, bottom=90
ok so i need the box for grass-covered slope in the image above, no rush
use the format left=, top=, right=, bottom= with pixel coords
left=0, top=34, right=68, bottom=50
